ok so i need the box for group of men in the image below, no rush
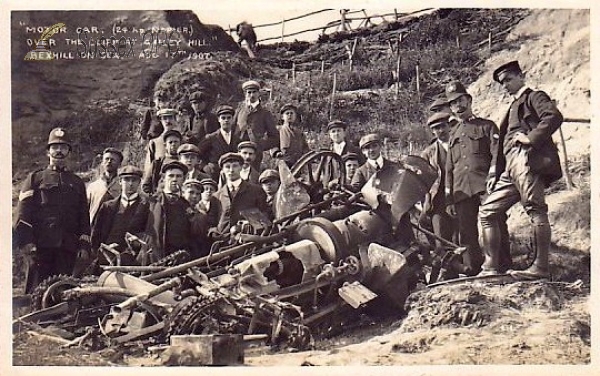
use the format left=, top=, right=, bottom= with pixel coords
left=420, top=60, right=563, bottom=280
left=14, top=60, right=563, bottom=294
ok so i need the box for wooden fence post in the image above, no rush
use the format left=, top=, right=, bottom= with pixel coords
left=321, top=60, right=325, bottom=75
left=395, top=52, right=401, bottom=98
left=415, top=64, right=420, bottom=96
left=488, top=31, right=492, bottom=55
left=329, top=73, right=337, bottom=120
left=394, top=8, right=399, bottom=21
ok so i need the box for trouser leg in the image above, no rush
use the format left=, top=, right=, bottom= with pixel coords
left=479, top=173, right=521, bottom=275
left=431, top=210, right=454, bottom=246
left=455, top=195, right=483, bottom=275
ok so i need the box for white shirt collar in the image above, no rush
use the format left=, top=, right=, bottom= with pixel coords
left=228, top=178, right=243, bottom=191
left=332, top=141, right=346, bottom=155
left=514, top=86, right=530, bottom=100
left=220, top=128, right=232, bottom=144
left=367, top=155, right=384, bottom=169
left=247, top=100, right=260, bottom=109
left=437, top=139, right=449, bottom=152
left=121, top=193, right=139, bottom=207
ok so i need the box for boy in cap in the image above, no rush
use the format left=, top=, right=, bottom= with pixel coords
left=327, top=120, right=365, bottom=165
left=198, top=104, right=243, bottom=179
left=91, top=165, right=150, bottom=269
left=197, top=178, right=221, bottom=228
left=87, top=147, right=123, bottom=224
left=272, top=103, right=310, bottom=167
left=234, top=80, right=279, bottom=169
left=213, top=152, right=267, bottom=234
left=444, top=80, right=499, bottom=276
left=178, top=143, right=210, bottom=181
left=185, top=88, right=219, bottom=145
left=351, top=133, right=397, bottom=192
left=258, top=169, right=280, bottom=220
left=479, top=61, right=563, bottom=279
left=14, top=128, right=91, bottom=292
left=342, top=152, right=361, bottom=185
left=145, top=161, right=194, bottom=261
left=419, top=113, right=456, bottom=248
left=142, top=129, right=182, bottom=194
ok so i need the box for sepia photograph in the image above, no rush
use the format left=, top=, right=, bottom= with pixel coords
left=6, top=1, right=593, bottom=372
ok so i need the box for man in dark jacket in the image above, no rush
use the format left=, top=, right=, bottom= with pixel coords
left=214, top=153, right=268, bottom=234
left=419, top=112, right=456, bottom=247
left=14, top=128, right=91, bottom=293
left=184, top=89, right=219, bottom=145
left=351, top=133, right=398, bottom=191
left=444, top=80, right=499, bottom=275
left=327, top=120, right=365, bottom=165
left=479, top=61, right=563, bottom=279
left=91, top=165, right=149, bottom=268
left=199, top=105, right=243, bottom=180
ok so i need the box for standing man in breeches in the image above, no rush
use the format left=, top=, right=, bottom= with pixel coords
left=479, top=61, right=563, bottom=279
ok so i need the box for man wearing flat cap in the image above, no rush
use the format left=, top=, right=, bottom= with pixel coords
left=444, top=80, right=500, bottom=276
left=178, top=143, right=210, bottom=181
left=237, top=141, right=261, bottom=184
left=419, top=113, right=456, bottom=249
left=198, top=104, right=243, bottom=180
left=479, top=61, right=563, bottom=280
left=142, top=129, right=182, bottom=194
left=342, top=152, right=361, bottom=186
left=213, top=152, right=268, bottom=233
left=197, top=178, right=221, bottom=229
left=327, top=120, right=365, bottom=165
left=14, top=128, right=91, bottom=292
left=184, top=88, right=219, bottom=145
left=272, top=103, right=310, bottom=167
left=259, top=169, right=280, bottom=220
left=143, top=108, right=181, bottom=193
left=145, top=161, right=194, bottom=261
left=90, top=165, right=150, bottom=269
left=141, top=90, right=168, bottom=140
left=351, top=133, right=398, bottom=192
left=234, top=80, right=279, bottom=169
left=87, top=147, right=123, bottom=224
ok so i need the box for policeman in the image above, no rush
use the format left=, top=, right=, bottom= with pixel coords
left=14, top=128, right=91, bottom=293
left=444, top=81, right=499, bottom=275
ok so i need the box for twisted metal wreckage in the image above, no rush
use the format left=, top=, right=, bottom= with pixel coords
left=14, top=151, right=497, bottom=357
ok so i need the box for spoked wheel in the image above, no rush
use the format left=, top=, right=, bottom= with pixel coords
left=291, top=150, right=345, bottom=202
left=30, top=274, right=81, bottom=311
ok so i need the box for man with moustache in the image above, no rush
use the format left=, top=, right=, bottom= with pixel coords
left=14, top=128, right=91, bottom=293
left=237, top=141, right=261, bottom=184
left=87, top=147, right=123, bottom=224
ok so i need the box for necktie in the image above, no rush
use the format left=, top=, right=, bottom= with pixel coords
left=375, top=162, right=381, bottom=171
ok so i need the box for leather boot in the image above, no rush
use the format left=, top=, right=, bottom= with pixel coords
left=510, top=223, right=550, bottom=280
left=498, top=214, right=513, bottom=273
left=478, top=223, right=501, bottom=276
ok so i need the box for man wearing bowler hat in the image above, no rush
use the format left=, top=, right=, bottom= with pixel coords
left=234, top=80, right=279, bottom=169
left=14, top=128, right=91, bottom=292
left=91, top=165, right=150, bottom=269
left=198, top=104, right=243, bottom=179
left=444, top=80, right=499, bottom=276
left=213, top=152, right=267, bottom=234
left=185, top=88, right=219, bottom=145
left=351, top=133, right=398, bottom=192
left=479, top=61, right=563, bottom=279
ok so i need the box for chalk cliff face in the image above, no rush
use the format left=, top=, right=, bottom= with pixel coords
left=11, top=10, right=238, bottom=137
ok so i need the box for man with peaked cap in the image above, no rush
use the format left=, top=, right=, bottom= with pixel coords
left=237, top=141, right=261, bottom=184
left=272, top=103, right=310, bottom=167
left=233, top=80, right=279, bottom=169
left=213, top=152, right=268, bottom=234
left=327, top=120, right=365, bottom=165
left=419, top=113, right=457, bottom=249
left=184, top=88, right=219, bottom=145
left=258, top=169, right=280, bottom=220
left=428, top=97, right=459, bottom=129
left=145, top=161, right=194, bottom=260
left=178, top=143, right=210, bottom=181
left=197, top=178, right=221, bottom=228
left=479, top=61, right=563, bottom=279
left=198, top=104, right=243, bottom=180
left=142, top=129, right=182, bottom=194
left=444, top=80, right=500, bottom=276
left=87, top=147, right=123, bottom=225
left=342, top=152, right=361, bottom=184
left=351, top=133, right=398, bottom=192
left=90, top=165, right=150, bottom=270
left=182, top=178, right=211, bottom=258
left=14, top=128, right=91, bottom=292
